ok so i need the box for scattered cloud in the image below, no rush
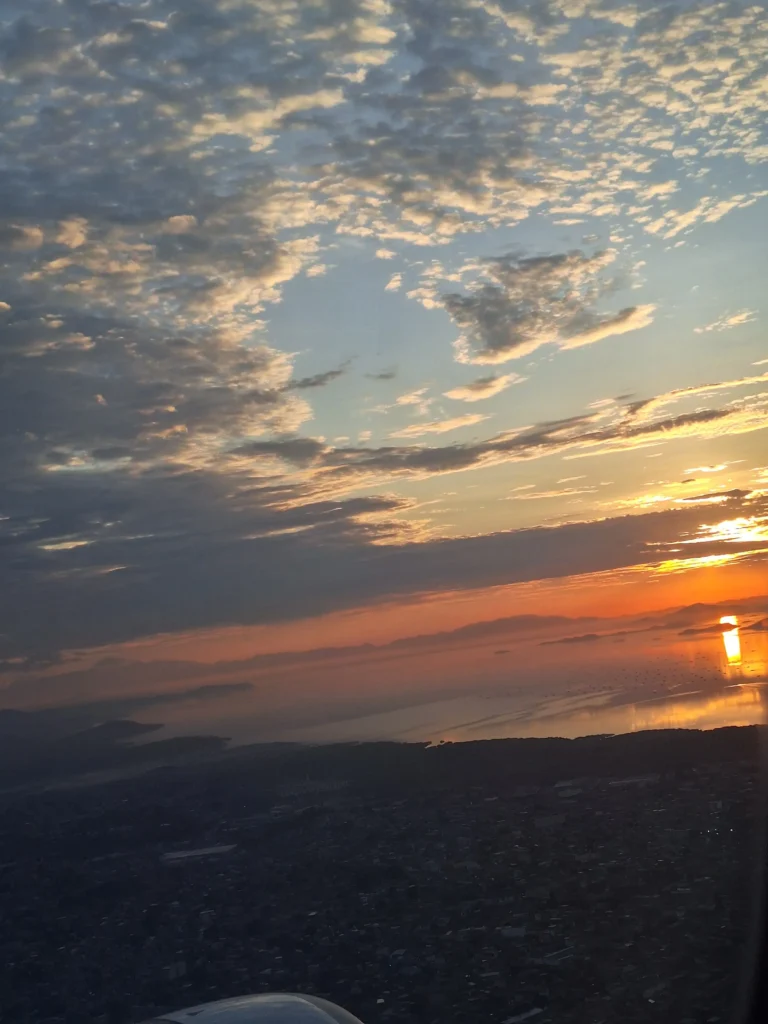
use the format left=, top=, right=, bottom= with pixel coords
left=444, top=373, right=525, bottom=402
left=374, top=387, right=435, bottom=416
left=507, top=486, right=596, bottom=502
left=385, top=272, right=403, bottom=292
left=625, top=372, right=768, bottom=425
left=306, top=264, right=329, bottom=278
left=678, top=489, right=753, bottom=506
left=646, top=196, right=763, bottom=240
left=685, top=464, right=730, bottom=475
left=390, top=413, right=489, bottom=438
left=232, top=438, right=328, bottom=466
left=559, top=305, right=656, bottom=351
left=396, top=388, right=430, bottom=407
left=55, top=218, right=88, bottom=249
left=435, top=251, right=654, bottom=364
left=288, top=368, right=347, bottom=390
left=0, top=223, right=44, bottom=250
left=695, top=310, right=757, bottom=334
left=310, top=375, right=768, bottom=488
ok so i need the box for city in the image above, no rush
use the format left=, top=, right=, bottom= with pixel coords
left=0, top=728, right=761, bottom=1024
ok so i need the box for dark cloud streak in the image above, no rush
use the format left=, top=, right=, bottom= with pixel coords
left=2, top=488, right=766, bottom=662
left=287, top=367, right=347, bottom=390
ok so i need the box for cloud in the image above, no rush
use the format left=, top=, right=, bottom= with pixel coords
left=3, top=489, right=766, bottom=669
left=309, top=1, right=768, bottom=253
left=306, top=263, right=328, bottom=278
left=312, top=378, right=768, bottom=489
left=0, top=476, right=426, bottom=659
left=385, top=272, right=403, bottom=291
left=288, top=368, right=346, bottom=390
left=0, top=0, right=766, bottom=670
left=558, top=304, right=656, bottom=350
left=645, top=196, right=762, bottom=240
left=695, top=310, right=758, bottom=334
left=437, top=250, right=654, bottom=364
left=507, top=486, right=596, bottom=502
left=625, top=371, right=768, bottom=425
left=444, top=373, right=525, bottom=401
left=389, top=413, right=489, bottom=438
left=0, top=223, right=44, bottom=250
left=0, top=309, right=312, bottom=475
left=0, top=2, right=411, bottom=678
left=685, top=464, right=729, bottom=474
left=366, top=369, right=398, bottom=380
left=678, top=488, right=753, bottom=505
left=375, top=387, right=433, bottom=416
left=232, top=437, right=329, bottom=465
left=55, top=217, right=88, bottom=248
left=396, top=388, right=430, bottom=407
left=191, top=88, right=346, bottom=150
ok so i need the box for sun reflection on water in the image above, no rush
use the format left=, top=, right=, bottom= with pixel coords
left=721, top=615, right=742, bottom=666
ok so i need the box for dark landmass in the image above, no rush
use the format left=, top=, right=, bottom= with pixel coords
left=0, top=709, right=227, bottom=788
left=0, top=682, right=253, bottom=734
left=0, top=723, right=763, bottom=1024
left=1, top=701, right=766, bottom=793
left=207, top=726, right=768, bottom=800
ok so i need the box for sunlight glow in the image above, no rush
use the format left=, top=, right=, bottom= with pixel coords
left=683, top=516, right=768, bottom=545
left=721, top=616, right=742, bottom=666
left=38, top=539, right=92, bottom=552
left=653, top=552, right=749, bottom=574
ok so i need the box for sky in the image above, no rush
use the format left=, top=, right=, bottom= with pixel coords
left=1, top=0, right=767, bottom=742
